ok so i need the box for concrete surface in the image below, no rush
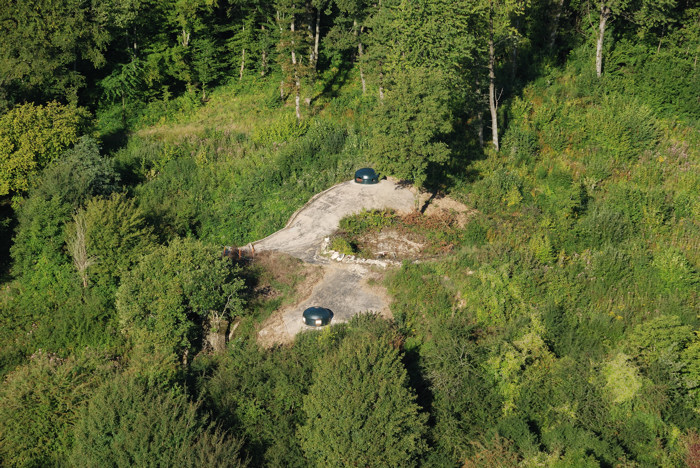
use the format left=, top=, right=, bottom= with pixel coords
left=257, top=263, right=388, bottom=345
left=253, top=179, right=416, bottom=262
left=255, top=179, right=419, bottom=345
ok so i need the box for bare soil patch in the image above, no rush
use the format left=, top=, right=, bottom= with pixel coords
left=251, top=251, right=322, bottom=302
left=420, top=193, right=477, bottom=228
left=356, top=228, right=425, bottom=261
left=337, top=206, right=473, bottom=261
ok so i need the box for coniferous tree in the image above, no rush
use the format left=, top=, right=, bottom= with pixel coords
left=299, top=332, right=427, bottom=467
left=369, top=67, right=451, bottom=190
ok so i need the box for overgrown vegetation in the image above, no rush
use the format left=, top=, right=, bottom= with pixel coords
left=330, top=208, right=464, bottom=259
left=1, top=0, right=699, bottom=466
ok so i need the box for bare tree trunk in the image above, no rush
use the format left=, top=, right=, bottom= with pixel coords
left=488, top=6, right=499, bottom=151
left=596, top=3, right=611, bottom=78
left=291, top=15, right=301, bottom=120
left=291, top=18, right=297, bottom=66
left=379, top=71, right=385, bottom=101
left=478, top=112, right=485, bottom=147
left=181, top=28, right=190, bottom=47
left=239, top=26, right=246, bottom=81
left=67, top=211, right=95, bottom=289
left=277, top=11, right=284, bottom=97
left=549, top=0, right=565, bottom=52
left=306, top=1, right=314, bottom=64
left=354, top=21, right=366, bottom=95
left=239, top=49, right=246, bottom=80
left=295, top=74, right=301, bottom=120
left=313, top=7, right=321, bottom=70
left=475, top=80, right=484, bottom=147
left=260, top=25, right=268, bottom=76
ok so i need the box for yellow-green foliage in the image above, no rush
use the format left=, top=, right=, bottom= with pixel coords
left=0, top=102, right=88, bottom=195
left=471, top=264, right=526, bottom=327
left=251, top=112, right=309, bottom=147
left=529, top=232, right=554, bottom=264
left=329, top=236, right=355, bottom=255
left=603, top=353, right=642, bottom=404
left=682, top=339, right=700, bottom=411
left=486, top=331, right=554, bottom=415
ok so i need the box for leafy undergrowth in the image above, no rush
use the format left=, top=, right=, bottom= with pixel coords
left=109, top=86, right=369, bottom=246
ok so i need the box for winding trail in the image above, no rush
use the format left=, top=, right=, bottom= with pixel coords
left=254, top=179, right=416, bottom=345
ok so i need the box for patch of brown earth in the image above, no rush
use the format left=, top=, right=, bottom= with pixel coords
left=253, top=251, right=323, bottom=347
left=356, top=228, right=425, bottom=261
left=420, top=193, right=477, bottom=228
left=351, top=204, right=472, bottom=261
left=250, top=251, right=322, bottom=305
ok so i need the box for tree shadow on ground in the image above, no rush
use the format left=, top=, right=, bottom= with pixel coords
left=0, top=199, right=16, bottom=283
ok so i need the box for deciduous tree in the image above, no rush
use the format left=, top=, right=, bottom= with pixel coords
left=0, top=102, right=89, bottom=196
left=0, top=351, right=116, bottom=467
left=71, top=374, right=246, bottom=468
left=116, top=238, right=244, bottom=360
left=369, top=67, right=451, bottom=190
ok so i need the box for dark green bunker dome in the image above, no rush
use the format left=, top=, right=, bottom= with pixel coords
left=302, top=307, right=333, bottom=327
left=354, top=167, right=379, bottom=184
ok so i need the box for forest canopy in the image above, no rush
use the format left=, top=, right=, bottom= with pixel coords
left=0, top=0, right=698, bottom=466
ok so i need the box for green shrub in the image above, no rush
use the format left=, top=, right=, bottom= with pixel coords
left=652, top=248, right=698, bottom=293
left=585, top=95, right=659, bottom=164
left=72, top=374, right=245, bottom=467
left=502, top=124, right=539, bottom=166
left=529, top=232, right=555, bottom=264
left=386, top=263, right=453, bottom=338
left=463, top=219, right=488, bottom=247
left=329, top=236, right=356, bottom=255
left=577, top=205, right=633, bottom=248
left=591, top=246, right=632, bottom=286
left=339, top=209, right=396, bottom=237
left=468, top=168, right=525, bottom=213
left=252, top=113, right=309, bottom=147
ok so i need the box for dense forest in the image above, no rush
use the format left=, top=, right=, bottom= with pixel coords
left=0, top=0, right=699, bottom=466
